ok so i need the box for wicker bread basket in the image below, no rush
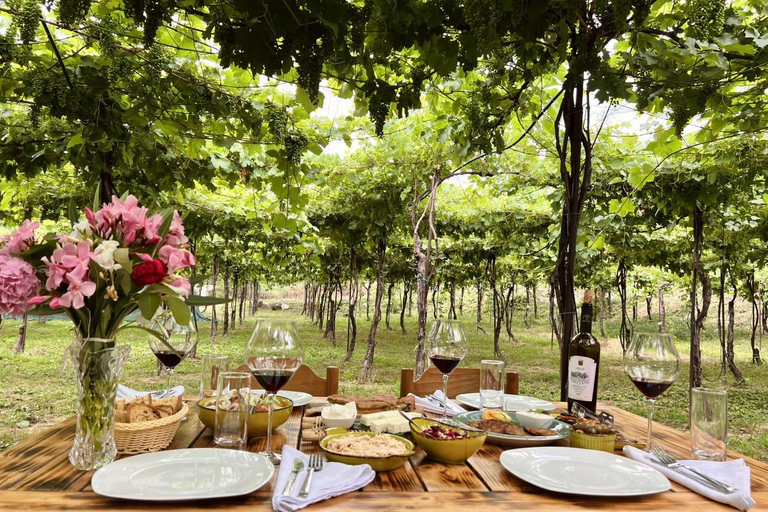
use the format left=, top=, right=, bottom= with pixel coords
left=115, top=403, right=188, bottom=454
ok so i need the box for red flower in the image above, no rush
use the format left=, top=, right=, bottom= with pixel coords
left=131, top=259, right=168, bottom=286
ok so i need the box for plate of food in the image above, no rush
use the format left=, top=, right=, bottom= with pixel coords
left=452, top=410, right=570, bottom=447
left=251, top=390, right=313, bottom=407
left=499, top=446, right=670, bottom=496
left=92, top=448, right=274, bottom=500
left=319, top=431, right=415, bottom=472
left=454, top=393, right=555, bottom=412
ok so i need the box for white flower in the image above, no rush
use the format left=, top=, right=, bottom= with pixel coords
left=69, top=220, right=93, bottom=241
left=91, top=240, right=122, bottom=271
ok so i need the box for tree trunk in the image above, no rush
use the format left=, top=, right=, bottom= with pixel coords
left=459, top=286, right=464, bottom=316
left=210, top=254, right=219, bottom=344
left=385, top=282, right=395, bottom=330
left=504, top=282, right=514, bottom=339
left=302, top=283, right=309, bottom=315
left=230, top=272, right=238, bottom=330
left=252, top=280, right=260, bottom=315
left=408, top=286, right=413, bottom=316
left=12, top=314, right=27, bottom=354
left=690, top=204, right=710, bottom=389
left=607, top=289, right=613, bottom=316
left=598, top=287, right=606, bottom=338
left=489, top=255, right=504, bottom=359
left=239, top=277, right=246, bottom=325
left=346, top=249, right=359, bottom=362
left=400, top=281, right=409, bottom=334
left=616, top=258, right=631, bottom=353
left=223, top=261, right=231, bottom=335
left=549, top=278, right=561, bottom=350
left=658, top=284, right=666, bottom=334
left=449, top=278, right=457, bottom=320
left=476, top=280, right=484, bottom=326
left=533, top=284, right=538, bottom=319
left=645, top=293, right=652, bottom=321
left=747, top=273, right=762, bottom=365
left=365, top=282, right=371, bottom=321
left=431, top=283, right=439, bottom=319
left=632, top=298, right=637, bottom=323
left=726, top=277, right=744, bottom=381
left=359, top=238, right=387, bottom=381
left=524, top=285, right=531, bottom=328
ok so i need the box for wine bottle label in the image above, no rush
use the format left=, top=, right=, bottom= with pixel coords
left=568, top=356, right=597, bottom=401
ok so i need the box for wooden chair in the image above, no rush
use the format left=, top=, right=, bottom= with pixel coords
left=399, top=366, right=519, bottom=399
left=234, top=364, right=339, bottom=396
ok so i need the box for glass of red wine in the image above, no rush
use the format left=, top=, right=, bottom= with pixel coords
left=623, top=332, right=680, bottom=451
left=428, top=319, right=468, bottom=421
left=148, top=311, right=198, bottom=398
left=245, top=320, right=303, bottom=464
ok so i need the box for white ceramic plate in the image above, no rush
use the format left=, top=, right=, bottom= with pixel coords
left=454, top=393, right=555, bottom=412
left=500, top=447, right=670, bottom=496
left=92, top=448, right=274, bottom=501
left=452, top=411, right=570, bottom=447
left=251, top=390, right=313, bottom=407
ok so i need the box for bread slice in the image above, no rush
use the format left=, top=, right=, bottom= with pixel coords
left=153, top=396, right=182, bottom=413
left=136, top=394, right=153, bottom=406
left=115, top=399, right=129, bottom=423
left=128, top=402, right=160, bottom=423
left=153, top=405, right=176, bottom=418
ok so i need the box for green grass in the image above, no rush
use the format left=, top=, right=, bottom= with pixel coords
left=1, top=296, right=766, bottom=462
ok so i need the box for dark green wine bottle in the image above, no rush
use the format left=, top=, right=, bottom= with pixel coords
left=567, top=290, right=600, bottom=413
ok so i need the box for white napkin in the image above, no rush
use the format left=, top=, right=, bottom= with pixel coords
left=408, top=389, right=466, bottom=417
left=271, top=445, right=375, bottom=512
left=623, top=446, right=755, bottom=510
left=116, top=384, right=185, bottom=400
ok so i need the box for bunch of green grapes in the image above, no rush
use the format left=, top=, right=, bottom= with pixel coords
left=265, top=105, right=288, bottom=142
left=296, top=41, right=323, bottom=105
left=367, top=89, right=391, bottom=136
left=27, top=68, right=74, bottom=125
left=10, top=0, right=40, bottom=47
left=464, top=0, right=503, bottom=53
left=57, top=0, right=90, bottom=26
left=685, top=0, right=725, bottom=40
left=284, top=129, right=309, bottom=164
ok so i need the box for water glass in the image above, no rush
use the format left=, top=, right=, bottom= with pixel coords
left=214, top=372, right=250, bottom=448
left=691, top=387, right=728, bottom=461
left=200, top=354, right=230, bottom=399
left=479, top=360, right=505, bottom=409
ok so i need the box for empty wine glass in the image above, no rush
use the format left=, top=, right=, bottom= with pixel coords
left=148, top=310, right=198, bottom=398
left=244, top=321, right=303, bottom=465
left=623, top=332, right=680, bottom=451
left=428, top=319, right=468, bottom=420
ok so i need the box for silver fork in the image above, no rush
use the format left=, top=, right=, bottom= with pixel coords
left=298, top=453, right=324, bottom=498
left=652, top=446, right=737, bottom=494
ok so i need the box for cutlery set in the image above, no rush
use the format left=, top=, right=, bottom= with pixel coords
left=649, top=446, right=736, bottom=494
left=282, top=454, right=325, bottom=497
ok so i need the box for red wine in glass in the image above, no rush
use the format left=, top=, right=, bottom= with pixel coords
left=250, top=369, right=295, bottom=394
left=630, top=377, right=674, bottom=399
left=152, top=349, right=189, bottom=369
left=148, top=312, right=198, bottom=399
left=429, top=355, right=462, bottom=374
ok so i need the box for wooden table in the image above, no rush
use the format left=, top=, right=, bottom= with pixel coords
left=0, top=399, right=765, bottom=511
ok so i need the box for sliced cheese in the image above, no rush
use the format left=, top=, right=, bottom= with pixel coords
left=360, top=410, right=421, bottom=433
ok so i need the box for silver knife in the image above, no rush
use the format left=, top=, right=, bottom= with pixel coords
left=282, top=459, right=304, bottom=495
left=647, top=457, right=736, bottom=494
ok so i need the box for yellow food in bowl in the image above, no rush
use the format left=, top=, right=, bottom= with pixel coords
left=197, top=396, right=293, bottom=436
left=409, top=418, right=487, bottom=464
left=319, top=431, right=414, bottom=472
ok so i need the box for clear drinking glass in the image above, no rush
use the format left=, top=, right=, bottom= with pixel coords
left=480, top=360, right=505, bottom=409
left=200, top=354, right=229, bottom=400
left=691, top=387, right=728, bottom=461
left=214, top=371, right=250, bottom=448
left=148, top=310, right=198, bottom=397
left=428, top=319, right=468, bottom=420
left=244, top=321, right=303, bottom=465
left=623, top=332, right=680, bottom=451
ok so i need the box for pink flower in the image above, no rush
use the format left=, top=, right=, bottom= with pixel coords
left=28, top=295, right=51, bottom=306
left=58, top=265, right=96, bottom=309
left=0, top=220, right=39, bottom=256
left=165, top=277, right=191, bottom=298
left=165, top=211, right=188, bottom=246
left=0, top=255, right=41, bottom=317
left=158, top=245, right=195, bottom=273
left=87, top=195, right=163, bottom=247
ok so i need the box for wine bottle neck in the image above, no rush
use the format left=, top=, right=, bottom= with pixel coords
left=580, top=304, right=593, bottom=334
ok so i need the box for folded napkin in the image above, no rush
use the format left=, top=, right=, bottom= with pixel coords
left=116, top=384, right=185, bottom=400
left=408, top=389, right=466, bottom=417
left=623, top=446, right=755, bottom=510
left=272, top=445, right=375, bottom=512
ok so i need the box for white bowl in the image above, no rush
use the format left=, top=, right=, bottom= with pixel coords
left=515, top=411, right=554, bottom=429
left=321, top=407, right=357, bottom=429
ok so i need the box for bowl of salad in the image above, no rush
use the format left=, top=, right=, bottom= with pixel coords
left=197, top=392, right=293, bottom=436
left=409, top=418, right=486, bottom=464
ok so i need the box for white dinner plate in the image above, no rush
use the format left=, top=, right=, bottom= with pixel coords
left=92, top=448, right=274, bottom=501
left=454, top=393, right=555, bottom=412
left=251, top=390, right=313, bottom=407
left=500, top=447, right=670, bottom=496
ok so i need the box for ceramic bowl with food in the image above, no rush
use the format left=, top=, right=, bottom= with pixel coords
left=319, top=431, right=414, bottom=472
left=321, top=403, right=357, bottom=429
left=197, top=395, right=293, bottom=436
left=409, top=418, right=486, bottom=464
left=515, top=411, right=555, bottom=429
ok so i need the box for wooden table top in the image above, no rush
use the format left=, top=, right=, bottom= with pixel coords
left=0, top=398, right=765, bottom=511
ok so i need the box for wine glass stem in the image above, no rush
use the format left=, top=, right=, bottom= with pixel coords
left=441, top=374, right=449, bottom=421
left=166, top=368, right=173, bottom=395
left=265, top=392, right=274, bottom=455
left=646, top=398, right=655, bottom=451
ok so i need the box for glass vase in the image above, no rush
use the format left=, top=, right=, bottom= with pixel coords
left=68, top=338, right=130, bottom=471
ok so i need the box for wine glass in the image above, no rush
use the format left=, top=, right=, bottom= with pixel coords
left=148, top=310, right=198, bottom=398
left=623, top=332, right=680, bottom=451
left=244, top=321, right=303, bottom=464
left=428, top=319, right=468, bottom=420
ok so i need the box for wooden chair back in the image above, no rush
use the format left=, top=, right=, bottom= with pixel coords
left=234, top=363, right=339, bottom=396
left=399, top=366, right=519, bottom=399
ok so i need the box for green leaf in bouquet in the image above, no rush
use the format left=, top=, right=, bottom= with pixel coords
left=113, top=248, right=133, bottom=272
left=99, top=303, right=112, bottom=336
left=118, top=272, right=133, bottom=295
left=153, top=209, right=175, bottom=255
left=93, top=182, right=101, bottom=211
left=166, top=296, right=191, bottom=326
left=138, top=293, right=161, bottom=321
left=185, top=295, right=231, bottom=306
left=27, top=303, right=65, bottom=317
left=188, top=274, right=210, bottom=286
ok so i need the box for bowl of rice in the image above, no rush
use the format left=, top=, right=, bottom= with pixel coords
left=319, top=431, right=415, bottom=472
